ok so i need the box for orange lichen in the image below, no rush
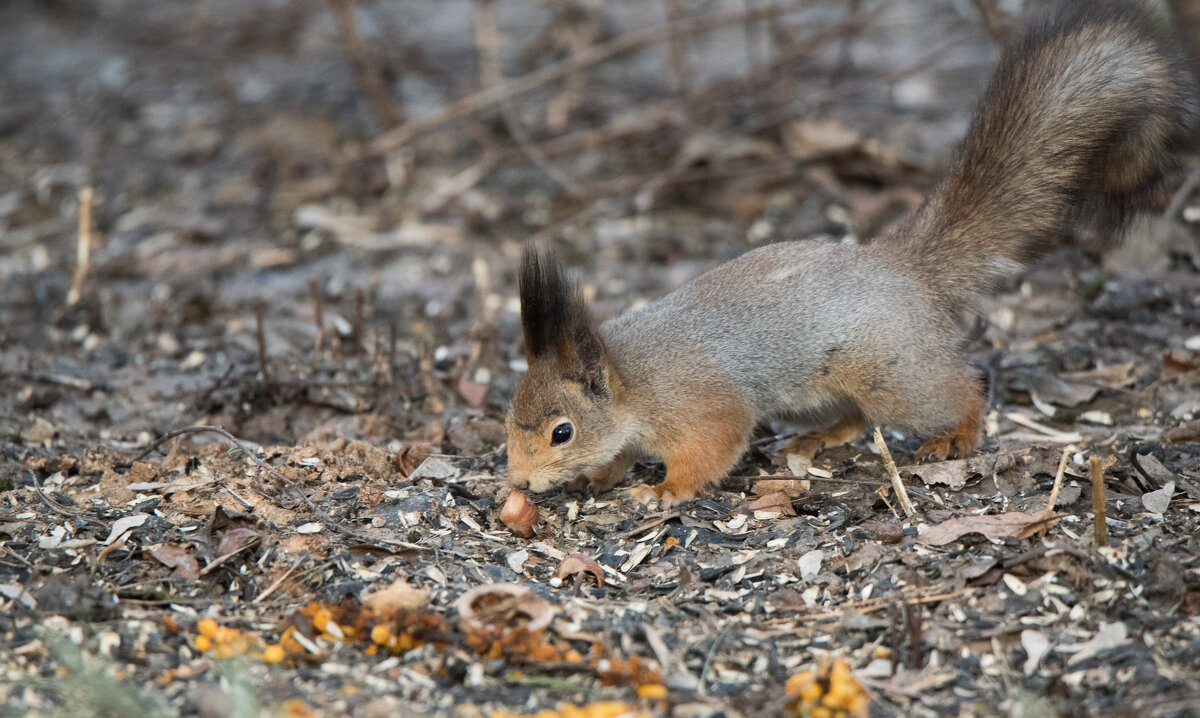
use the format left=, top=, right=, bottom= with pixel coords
left=785, top=659, right=868, bottom=718
left=489, top=702, right=651, bottom=718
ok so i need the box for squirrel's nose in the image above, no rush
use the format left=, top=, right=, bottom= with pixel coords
left=508, top=474, right=529, bottom=489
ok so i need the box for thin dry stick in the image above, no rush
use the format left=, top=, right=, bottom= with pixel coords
left=309, top=279, right=325, bottom=354
left=328, top=0, right=402, bottom=129
left=666, top=0, right=691, bottom=94
left=473, top=0, right=584, bottom=197
left=371, top=2, right=796, bottom=153
left=253, top=561, right=301, bottom=604
left=1090, top=456, right=1107, bottom=547
left=352, top=289, right=366, bottom=356
left=65, top=186, right=94, bottom=307
left=874, top=427, right=915, bottom=519
left=254, top=302, right=270, bottom=381
left=969, top=0, right=1012, bottom=43
left=1046, top=445, right=1073, bottom=512
left=1158, top=163, right=1200, bottom=244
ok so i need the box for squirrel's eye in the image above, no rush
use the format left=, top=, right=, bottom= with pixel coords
left=550, top=422, right=574, bottom=446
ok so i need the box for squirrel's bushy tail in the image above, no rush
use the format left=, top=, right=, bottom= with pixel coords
left=890, top=1, right=1199, bottom=307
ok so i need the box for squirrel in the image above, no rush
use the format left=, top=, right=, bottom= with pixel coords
left=504, top=0, right=1200, bottom=505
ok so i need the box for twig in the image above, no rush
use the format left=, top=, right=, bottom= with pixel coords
left=198, top=536, right=262, bottom=577
left=906, top=601, right=923, bottom=668
left=473, top=0, right=584, bottom=197
left=969, top=0, right=1012, bottom=43
left=873, top=427, right=915, bottom=519
left=665, top=0, right=691, bottom=94
left=253, top=562, right=301, bottom=604
left=697, top=625, right=729, bottom=697
left=1003, top=412, right=1083, bottom=443
left=254, top=302, right=270, bottom=381
left=328, top=0, right=402, bottom=129
left=309, top=279, right=325, bottom=354
left=65, top=186, right=94, bottom=307
left=352, top=289, right=365, bottom=356
left=371, top=2, right=797, bottom=153
left=1158, top=163, right=1200, bottom=244
left=1090, top=456, right=1107, bottom=547
left=1046, top=445, right=1073, bottom=511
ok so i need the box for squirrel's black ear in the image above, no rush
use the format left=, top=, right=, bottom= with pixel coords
left=518, top=246, right=610, bottom=397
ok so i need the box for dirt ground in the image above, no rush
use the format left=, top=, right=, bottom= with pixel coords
left=2, top=1, right=1200, bottom=716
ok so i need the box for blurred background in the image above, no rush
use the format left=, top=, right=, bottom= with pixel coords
left=0, top=0, right=1107, bottom=454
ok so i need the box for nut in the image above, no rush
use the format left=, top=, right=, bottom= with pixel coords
left=500, top=491, right=539, bottom=537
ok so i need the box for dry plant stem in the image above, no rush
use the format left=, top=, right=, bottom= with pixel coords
left=254, top=302, right=270, bottom=381
left=873, top=427, right=915, bottom=519
left=253, top=561, right=301, bottom=604
left=1046, top=445, right=1073, bottom=511
left=352, top=289, right=365, bottom=356
left=1158, top=163, right=1200, bottom=244
left=666, top=0, right=691, bottom=94
left=1090, top=456, right=1107, bottom=547
left=328, top=0, right=402, bottom=129
left=371, top=2, right=796, bottom=153
left=473, top=0, right=584, bottom=197
left=970, top=0, right=1012, bottom=43
left=65, top=186, right=94, bottom=307
left=309, top=279, right=324, bottom=354
left=197, top=537, right=261, bottom=577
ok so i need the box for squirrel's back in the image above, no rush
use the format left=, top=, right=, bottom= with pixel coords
left=887, top=0, right=1199, bottom=309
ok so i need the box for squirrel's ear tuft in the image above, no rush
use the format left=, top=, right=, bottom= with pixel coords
left=518, top=246, right=610, bottom=397
left=518, top=245, right=584, bottom=360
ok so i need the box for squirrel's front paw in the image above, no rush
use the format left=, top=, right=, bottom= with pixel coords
left=629, top=482, right=687, bottom=507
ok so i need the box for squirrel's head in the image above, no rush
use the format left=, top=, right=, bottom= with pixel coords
left=505, top=247, right=625, bottom=492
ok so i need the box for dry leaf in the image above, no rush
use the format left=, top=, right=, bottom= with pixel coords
left=457, top=377, right=488, bottom=409
left=363, top=578, right=429, bottom=613
left=105, top=514, right=150, bottom=545
left=743, top=492, right=797, bottom=518
left=216, top=527, right=260, bottom=556
left=149, top=544, right=200, bottom=581
left=1063, top=361, right=1137, bottom=388
left=903, top=452, right=1016, bottom=491
left=556, top=553, right=605, bottom=586
left=917, top=510, right=1058, bottom=546
left=1142, top=482, right=1174, bottom=514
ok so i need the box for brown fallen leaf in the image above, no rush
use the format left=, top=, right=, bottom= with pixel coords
left=216, top=527, right=260, bottom=556
left=1165, top=420, right=1200, bottom=443
left=917, top=510, right=1059, bottom=546
left=1063, top=361, right=1138, bottom=389
left=903, top=452, right=1017, bottom=491
left=363, top=578, right=429, bottom=614
left=1163, top=349, right=1200, bottom=377
left=556, top=553, right=605, bottom=587
left=149, top=544, right=201, bottom=581
left=742, top=492, right=798, bottom=518
left=457, top=377, right=489, bottom=409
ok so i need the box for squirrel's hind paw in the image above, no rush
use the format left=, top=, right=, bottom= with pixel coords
left=914, top=424, right=979, bottom=461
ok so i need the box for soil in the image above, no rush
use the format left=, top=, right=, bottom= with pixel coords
left=2, top=1, right=1200, bottom=717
